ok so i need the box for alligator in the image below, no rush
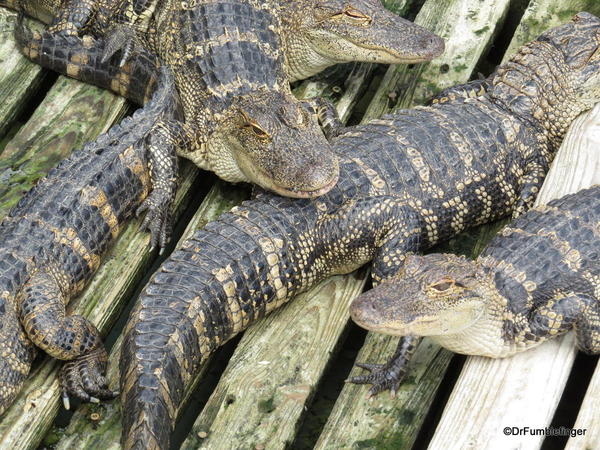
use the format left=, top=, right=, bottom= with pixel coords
left=4, top=0, right=446, bottom=80
left=8, top=0, right=443, bottom=247
left=119, top=14, right=600, bottom=449
left=351, top=185, right=600, bottom=359
left=0, top=66, right=178, bottom=416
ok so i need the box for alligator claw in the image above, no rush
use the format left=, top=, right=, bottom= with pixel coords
left=102, top=24, right=140, bottom=66
left=348, top=360, right=406, bottom=398
left=136, top=190, right=173, bottom=252
left=60, top=347, right=117, bottom=408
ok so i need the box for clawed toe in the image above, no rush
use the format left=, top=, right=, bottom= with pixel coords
left=60, top=347, right=116, bottom=409
left=136, top=192, right=173, bottom=252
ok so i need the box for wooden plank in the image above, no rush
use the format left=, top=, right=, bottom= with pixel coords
left=0, top=10, right=47, bottom=142
left=314, top=1, right=513, bottom=448
left=363, top=0, right=510, bottom=122
left=426, top=2, right=600, bottom=449
left=51, top=182, right=248, bottom=449
left=0, top=74, right=128, bottom=217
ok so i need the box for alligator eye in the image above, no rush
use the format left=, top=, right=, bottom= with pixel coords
left=244, top=123, right=270, bottom=139
left=342, top=7, right=372, bottom=24
left=430, top=279, right=455, bottom=292
left=331, top=7, right=372, bottom=25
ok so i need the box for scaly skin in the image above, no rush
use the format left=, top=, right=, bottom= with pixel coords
left=120, top=14, right=600, bottom=449
left=351, top=186, right=600, bottom=359
left=0, top=67, right=179, bottom=416
left=6, top=0, right=443, bottom=200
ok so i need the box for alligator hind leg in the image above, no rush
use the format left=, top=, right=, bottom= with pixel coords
left=18, top=268, right=116, bottom=407
left=15, top=16, right=159, bottom=105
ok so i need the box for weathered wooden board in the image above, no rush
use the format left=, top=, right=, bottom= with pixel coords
left=363, top=0, right=510, bottom=121
left=550, top=104, right=600, bottom=450
left=428, top=1, right=600, bottom=449
left=315, top=1, right=514, bottom=448
left=0, top=10, right=46, bottom=142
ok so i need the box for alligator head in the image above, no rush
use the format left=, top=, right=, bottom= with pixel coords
left=207, top=90, right=339, bottom=198
left=350, top=254, right=487, bottom=337
left=282, top=0, right=445, bottom=81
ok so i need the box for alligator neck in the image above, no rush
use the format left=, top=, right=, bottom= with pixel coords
left=488, top=41, right=588, bottom=150
left=282, top=32, right=338, bottom=82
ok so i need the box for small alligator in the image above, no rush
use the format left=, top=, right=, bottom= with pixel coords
left=0, top=67, right=177, bottom=415
left=9, top=0, right=443, bottom=247
left=351, top=185, right=600, bottom=360
left=119, top=14, right=600, bottom=449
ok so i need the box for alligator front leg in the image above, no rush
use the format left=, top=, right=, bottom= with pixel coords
left=311, top=97, right=345, bottom=141
left=137, top=120, right=191, bottom=252
left=348, top=204, right=426, bottom=396
left=19, top=268, right=116, bottom=408
left=349, top=336, right=419, bottom=397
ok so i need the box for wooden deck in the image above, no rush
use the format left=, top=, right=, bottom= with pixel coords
left=0, top=0, right=599, bottom=448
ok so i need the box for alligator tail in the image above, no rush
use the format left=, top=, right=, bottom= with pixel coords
left=120, top=199, right=303, bottom=449
left=0, top=66, right=178, bottom=414
left=14, top=13, right=159, bottom=105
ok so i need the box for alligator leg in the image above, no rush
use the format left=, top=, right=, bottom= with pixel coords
left=312, top=97, right=345, bottom=140
left=529, top=292, right=600, bottom=353
left=512, top=160, right=548, bottom=218
left=349, top=336, right=419, bottom=397
left=137, top=120, right=191, bottom=252
left=348, top=205, right=426, bottom=395
left=19, top=268, right=116, bottom=407
left=428, top=77, right=491, bottom=105
left=15, top=15, right=159, bottom=105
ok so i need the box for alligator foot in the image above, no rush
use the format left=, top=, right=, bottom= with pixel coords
left=313, top=97, right=344, bottom=141
left=136, top=185, right=174, bottom=254
left=347, top=336, right=419, bottom=397
left=60, top=347, right=118, bottom=410
left=102, top=23, right=142, bottom=66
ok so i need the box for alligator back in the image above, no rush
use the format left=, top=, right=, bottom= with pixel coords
left=0, top=69, right=177, bottom=414
left=154, top=0, right=287, bottom=119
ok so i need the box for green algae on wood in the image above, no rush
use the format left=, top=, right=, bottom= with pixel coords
left=0, top=10, right=47, bottom=142
left=0, top=75, right=128, bottom=218
left=503, top=0, right=600, bottom=63
left=363, top=0, right=512, bottom=122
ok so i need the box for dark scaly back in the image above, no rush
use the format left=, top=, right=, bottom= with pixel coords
left=0, top=69, right=178, bottom=414
left=479, top=186, right=600, bottom=347
left=155, top=0, right=286, bottom=122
